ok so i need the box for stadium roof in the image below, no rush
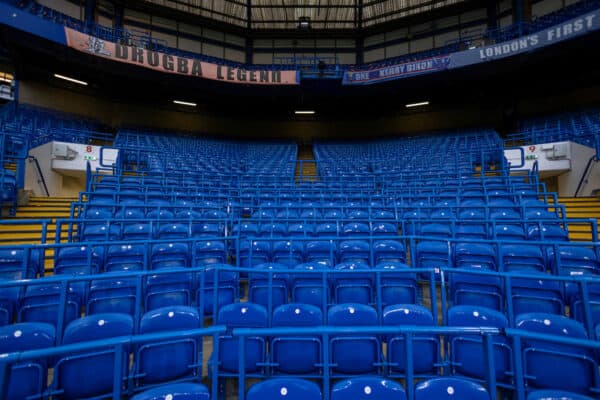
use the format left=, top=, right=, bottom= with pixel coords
left=139, top=0, right=465, bottom=29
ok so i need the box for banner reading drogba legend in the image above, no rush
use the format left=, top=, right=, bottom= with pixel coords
left=65, top=28, right=300, bottom=85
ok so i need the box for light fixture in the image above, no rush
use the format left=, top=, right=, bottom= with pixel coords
left=173, top=100, right=197, bottom=107
left=54, top=74, right=88, bottom=86
left=405, top=101, right=430, bottom=108
left=298, top=16, right=311, bottom=30
left=0, top=77, right=11, bottom=83
left=468, top=45, right=477, bottom=50
left=294, top=110, right=315, bottom=115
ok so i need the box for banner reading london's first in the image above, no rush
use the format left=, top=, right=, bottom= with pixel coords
left=65, top=28, right=300, bottom=85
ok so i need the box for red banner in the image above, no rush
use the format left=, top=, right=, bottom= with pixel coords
left=65, top=28, right=299, bottom=85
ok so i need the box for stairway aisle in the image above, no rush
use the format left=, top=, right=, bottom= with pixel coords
left=0, top=196, right=77, bottom=243
left=551, top=197, right=600, bottom=241
left=295, top=145, right=318, bottom=182
left=0, top=196, right=78, bottom=272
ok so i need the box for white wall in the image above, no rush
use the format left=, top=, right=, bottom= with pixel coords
left=560, top=142, right=600, bottom=197
left=26, top=142, right=118, bottom=197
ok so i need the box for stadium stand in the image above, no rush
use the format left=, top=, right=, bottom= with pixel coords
left=2, top=121, right=600, bottom=399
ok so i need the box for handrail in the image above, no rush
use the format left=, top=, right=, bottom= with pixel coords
left=27, top=155, right=49, bottom=197
left=575, top=154, right=597, bottom=197
left=0, top=325, right=225, bottom=400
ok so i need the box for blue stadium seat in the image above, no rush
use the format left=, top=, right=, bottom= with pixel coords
left=248, top=263, right=289, bottom=310
left=54, top=313, right=133, bottom=399
left=87, top=277, right=137, bottom=315
left=338, top=240, right=370, bottom=263
left=260, top=223, right=288, bottom=238
left=288, top=223, right=314, bottom=237
left=291, top=262, right=330, bottom=309
left=175, top=209, right=203, bottom=220
left=332, top=261, right=373, bottom=305
left=447, top=305, right=512, bottom=382
left=449, top=270, right=504, bottom=311
left=0, top=322, right=55, bottom=399
left=84, top=206, right=113, bottom=219
left=131, top=382, right=210, bottom=400
left=454, top=242, right=496, bottom=270
left=123, top=222, right=152, bottom=241
left=328, top=303, right=380, bottom=374
left=55, top=245, right=103, bottom=276
left=516, top=313, right=599, bottom=394
left=455, top=224, right=487, bottom=240
left=272, top=240, right=304, bottom=267
left=151, top=243, right=190, bottom=270
left=271, top=303, right=323, bottom=374
left=376, top=261, right=418, bottom=306
left=305, top=240, right=336, bottom=265
left=373, top=240, right=406, bottom=264
left=492, top=224, right=527, bottom=240
left=300, top=209, right=322, bottom=219
left=145, top=270, right=193, bottom=310
left=420, top=223, right=452, bottom=238
left=416, top=240, right=451, bottom=270
left=549, top=246, right=600, bottom=276
left=214, top=302, right=267, bottom=373
left=0, top=248, right=41, bottom=279
left=135, top=306, right=201, bottom=384
left=527, top=225, right=569, bottom=242
left=511, top=274, right=565, bottom=316
left=315, top=223, right=338, bottom=237
left=193, top=240, right=227, bottom=265
left=383, top=304, right=439, bottom=375
left=130, top=383, right=210, bottom=400
left=198, top=265, right=239, bottom=316
left=239, top=240, right=271, bottom=267
left=500, top=244, right=545, bottom=273
left=157, top=223, right=190, bottom=239
left=191, top=222, right=224, bottom=237
left=18, top=284, right=81, bottom=328
left=0, top=281, right=17, bottom=325
left=371, top=222, right=398, bottom=236
left=414, top=377, right=490, bottom=400
left=331, top=377, right=407, bottom=400
left=247, top=378, right=322, bottom=400
left=80, top=223, right=121, bottom=242
left=106, top=244, right=146, bottom=272
left=233, top=222, right=260, bottom=238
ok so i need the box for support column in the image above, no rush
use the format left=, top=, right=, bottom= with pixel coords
left=246, top=0, right=253, bottom=65
left=356, top=0, right=364, bottom=64
left=114, top=2, right=124, bottom=31
left=84, top=0, right=96, bottom=30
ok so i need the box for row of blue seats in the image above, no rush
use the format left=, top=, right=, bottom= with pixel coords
left=77, top=201, right=562, bottom=223
left=129, top=379, right=594, bottom=400
left=92, top=168, right=525, bottom=184
left=3, top=255, right=600, bottom=334
left=69, top=217, right=572, bottom=242
left=83, top=188, right=548, bottom=205
left=0, top=103, right=111, bottom=147
left=1, top=303, right=598, bottom=398
left=506, top=106, right=600, bottom=150
left=4, top=232, right=597, bottom=279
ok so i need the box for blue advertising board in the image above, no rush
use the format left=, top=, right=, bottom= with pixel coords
left=449, top=9, right=600, bottom=69
left=343, top=56, right=450, bottom=85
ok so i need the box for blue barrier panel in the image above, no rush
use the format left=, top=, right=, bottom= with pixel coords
left=0, top=3, right=67, bottom=44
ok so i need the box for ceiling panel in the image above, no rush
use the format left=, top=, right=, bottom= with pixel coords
left=140, top=0, right=466, bottom=29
